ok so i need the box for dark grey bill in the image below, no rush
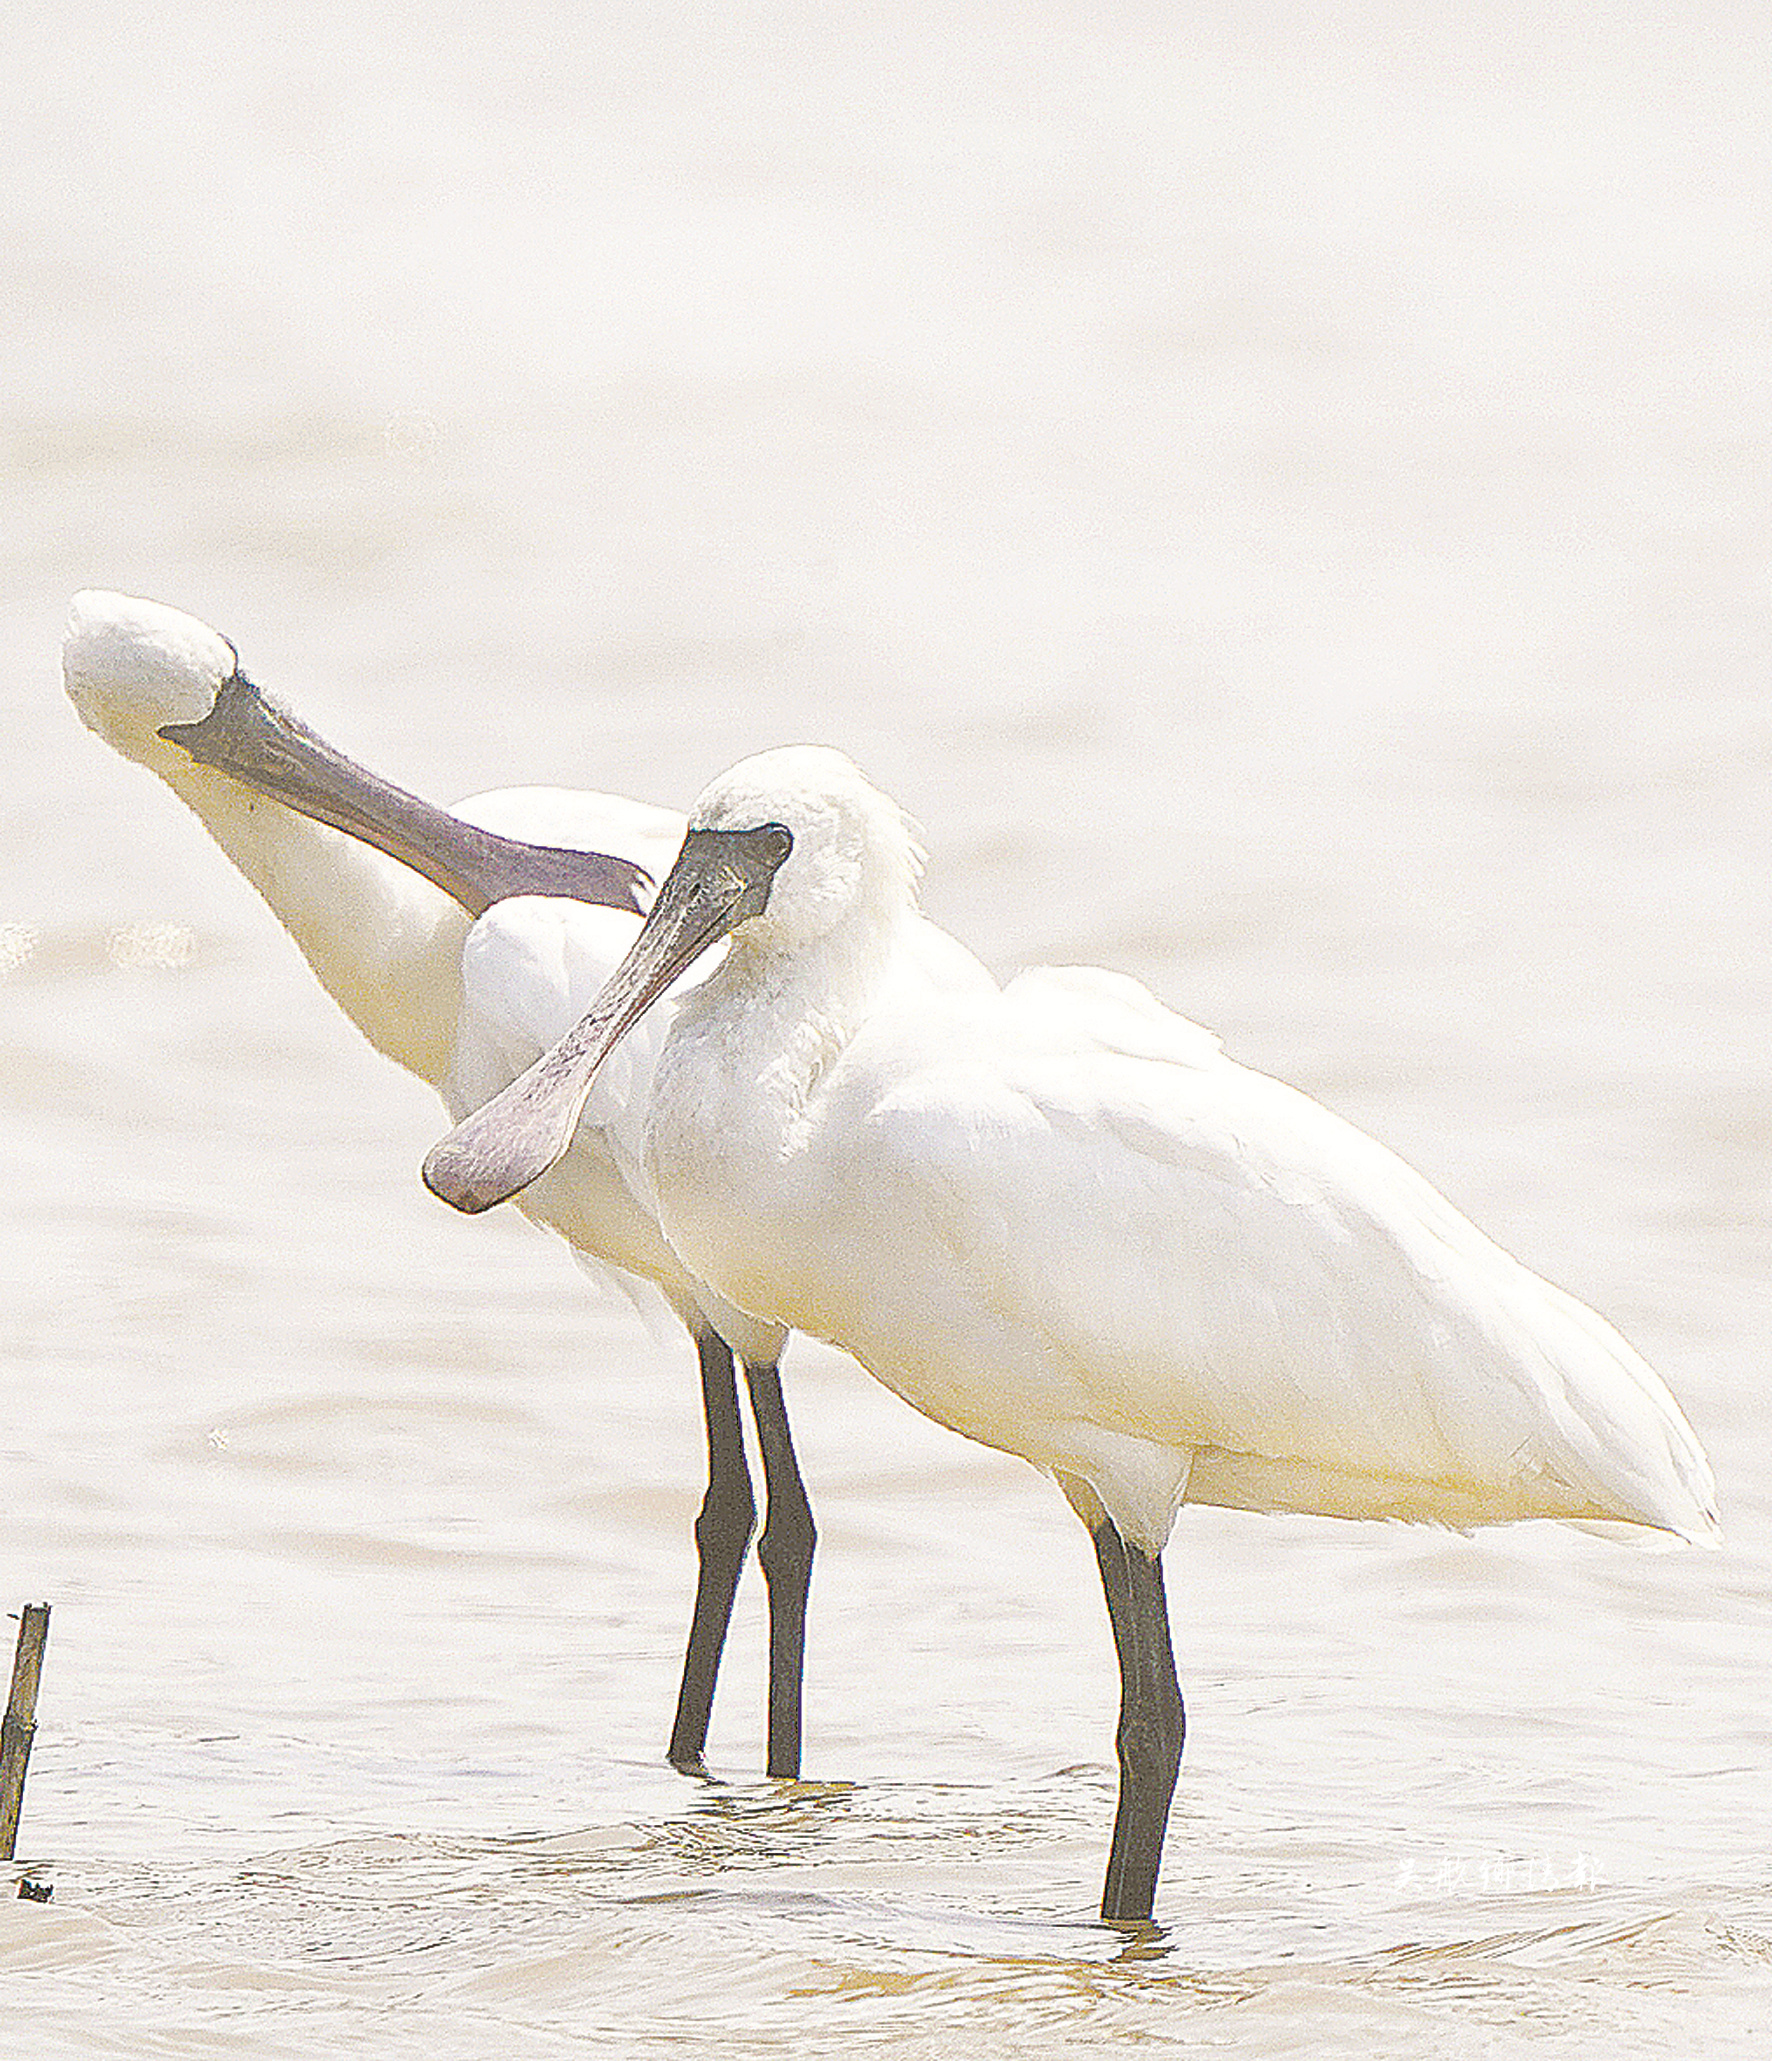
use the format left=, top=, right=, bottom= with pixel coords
left=423, top=822, right=793, bottom=1213
left=160, top=670, right=652, bottom=917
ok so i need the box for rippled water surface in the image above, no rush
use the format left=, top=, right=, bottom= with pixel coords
left=5, top=2, right=1771, bottom=2053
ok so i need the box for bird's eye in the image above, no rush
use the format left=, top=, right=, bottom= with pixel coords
left=759, top=823, right=793, bottom=865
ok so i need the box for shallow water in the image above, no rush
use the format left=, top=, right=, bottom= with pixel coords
left=5, top=1, right=1772, bottom=2053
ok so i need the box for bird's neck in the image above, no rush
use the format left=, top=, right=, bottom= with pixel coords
left=646, top=913, right=890, bottom=1308
left=157, top=756, right=470, bottom=1083
left=737, top=919, right=886, bottom=1110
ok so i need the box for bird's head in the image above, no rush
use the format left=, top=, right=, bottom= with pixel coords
left=422, top=745, right=923, bottom=1214
left=687, top=745, right=924, bottom=959
left=63, top=590, right=240, bottom=776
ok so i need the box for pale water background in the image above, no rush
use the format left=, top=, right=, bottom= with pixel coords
left=3, top=2, right=1770, bottom=2053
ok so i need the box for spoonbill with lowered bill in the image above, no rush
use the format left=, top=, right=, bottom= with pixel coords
left=425, top=743, right=1720, bottom=1926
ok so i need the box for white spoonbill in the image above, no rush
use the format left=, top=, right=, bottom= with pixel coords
left=426, top=744, right=1720, bottom=1926
left=65, top=598, right=987, bottom=1778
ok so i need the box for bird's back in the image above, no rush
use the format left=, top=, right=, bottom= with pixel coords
left=789, top=969, right=1717, bottom=1550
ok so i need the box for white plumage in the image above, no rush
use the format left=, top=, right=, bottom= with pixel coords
left=427, top=741, right=1718, bottom=1923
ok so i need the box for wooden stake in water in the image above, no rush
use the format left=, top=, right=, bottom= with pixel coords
left=1, top=1603, right=50, bottom=1863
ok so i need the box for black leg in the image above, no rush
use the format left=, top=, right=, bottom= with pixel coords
left=1090, top=1518, right=1184, bottom=1926
left=668, top=1329, right=756, bottom=1775
left=744, top=1359, right=815, bottom=1779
